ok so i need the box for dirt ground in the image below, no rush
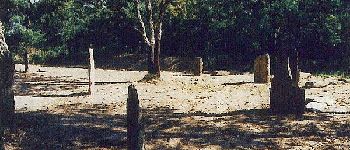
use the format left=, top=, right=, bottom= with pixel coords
left=4, top=64, right=350, bottom=149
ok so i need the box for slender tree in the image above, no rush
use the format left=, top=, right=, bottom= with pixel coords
left=134, top=0, right=171, bottom=78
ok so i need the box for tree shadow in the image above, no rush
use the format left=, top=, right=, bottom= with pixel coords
left=143, top=108, right=350, bottom=149
left=8, top=105, right=127, bottom=149
left=14, top=72, right=84, bottom=96
left=33, top=92, right=90, bottom=97
left=14, top=72, right=129, bottom=97
left=5, top=105, right=350, bottom=149
left=222, top=81, right=255, bottom=86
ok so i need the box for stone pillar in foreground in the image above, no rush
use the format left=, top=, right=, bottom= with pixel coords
left=0, top=21, right=15, bottom=126
left=0, top=21, right=15, bottom=149
left=254, top=54, right=271, bottom=83
left=127, top=85, right=144, bottom=150
left=194, top=57, right=203, bottom=76
left=270, top=51, right=305, bottom=115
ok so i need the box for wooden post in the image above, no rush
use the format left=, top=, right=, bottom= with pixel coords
left=88, top=46, right=95, bottom=96
left=127, top=85, right=144, bottom=150
left=194, top=57, right=203, bottom=76
left=254, top=54, right=271, bottom=83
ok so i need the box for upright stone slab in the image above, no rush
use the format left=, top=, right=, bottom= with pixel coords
left=127, top=85, right=144, bottom=150
left=0, top=21, right=15, bottom=126
left=270, top=52, right=305, bottom=115
left=289, top=51, right=300, bottom=87
left=88, top=47, right=95, bottom=96
left=254, top=54, right=270, bottom=83
left=194, top=57, right=203, bottom=76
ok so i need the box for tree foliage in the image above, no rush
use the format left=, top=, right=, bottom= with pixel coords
left=0, top=0, right=348, bottom=72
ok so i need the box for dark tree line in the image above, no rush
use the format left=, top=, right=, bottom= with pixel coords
left=0, top=0, right=349, bottom=74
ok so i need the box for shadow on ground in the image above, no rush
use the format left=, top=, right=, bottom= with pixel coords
left=4, top=104, right=350, bottom=149
left=13, top=72, right=129, bottom=97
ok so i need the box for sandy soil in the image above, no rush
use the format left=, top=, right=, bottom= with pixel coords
left=13, top=64, right=350, bottom=113
left=4, top=64, right=350, bottom=149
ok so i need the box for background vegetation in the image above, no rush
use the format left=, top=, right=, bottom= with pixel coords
left=1, top=0, right=349, bottom=74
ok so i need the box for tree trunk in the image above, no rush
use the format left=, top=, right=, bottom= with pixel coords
left=24, top=48, right=29, bottom=72
left=153, top=31, right=161, bottom=77
left=147, top=44, right=157, bottom=75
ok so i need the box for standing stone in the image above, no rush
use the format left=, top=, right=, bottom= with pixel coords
left=254, top=54, right=271, bottom=83
left=127, top=85, right=144, bottom=150
left=270, top=51, right=305, bottom=115
left=194, top=57, right=203, bottom=76
left=0, top=21, right=15, bottom=126
left=0, top=21, right=15, bottom=149
left=88, top=46, right=95, bottom=96
left=290, top=50, right=300, bottom=87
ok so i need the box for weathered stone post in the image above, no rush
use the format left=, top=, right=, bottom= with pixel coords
left=0, top=21, right=15, bottom=124
left=0, top=21, right=15, bottom=149
left=290, top=50, right=300, bottom=87
left=194, top=57, right=203, bottom=76
left=88, top=46, right=95, bottom=96
left=254, top=54, right=270, bottom=83
left=127, top=85, right=144, bottom=150
left=270, top=50, right=305, bottom=114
